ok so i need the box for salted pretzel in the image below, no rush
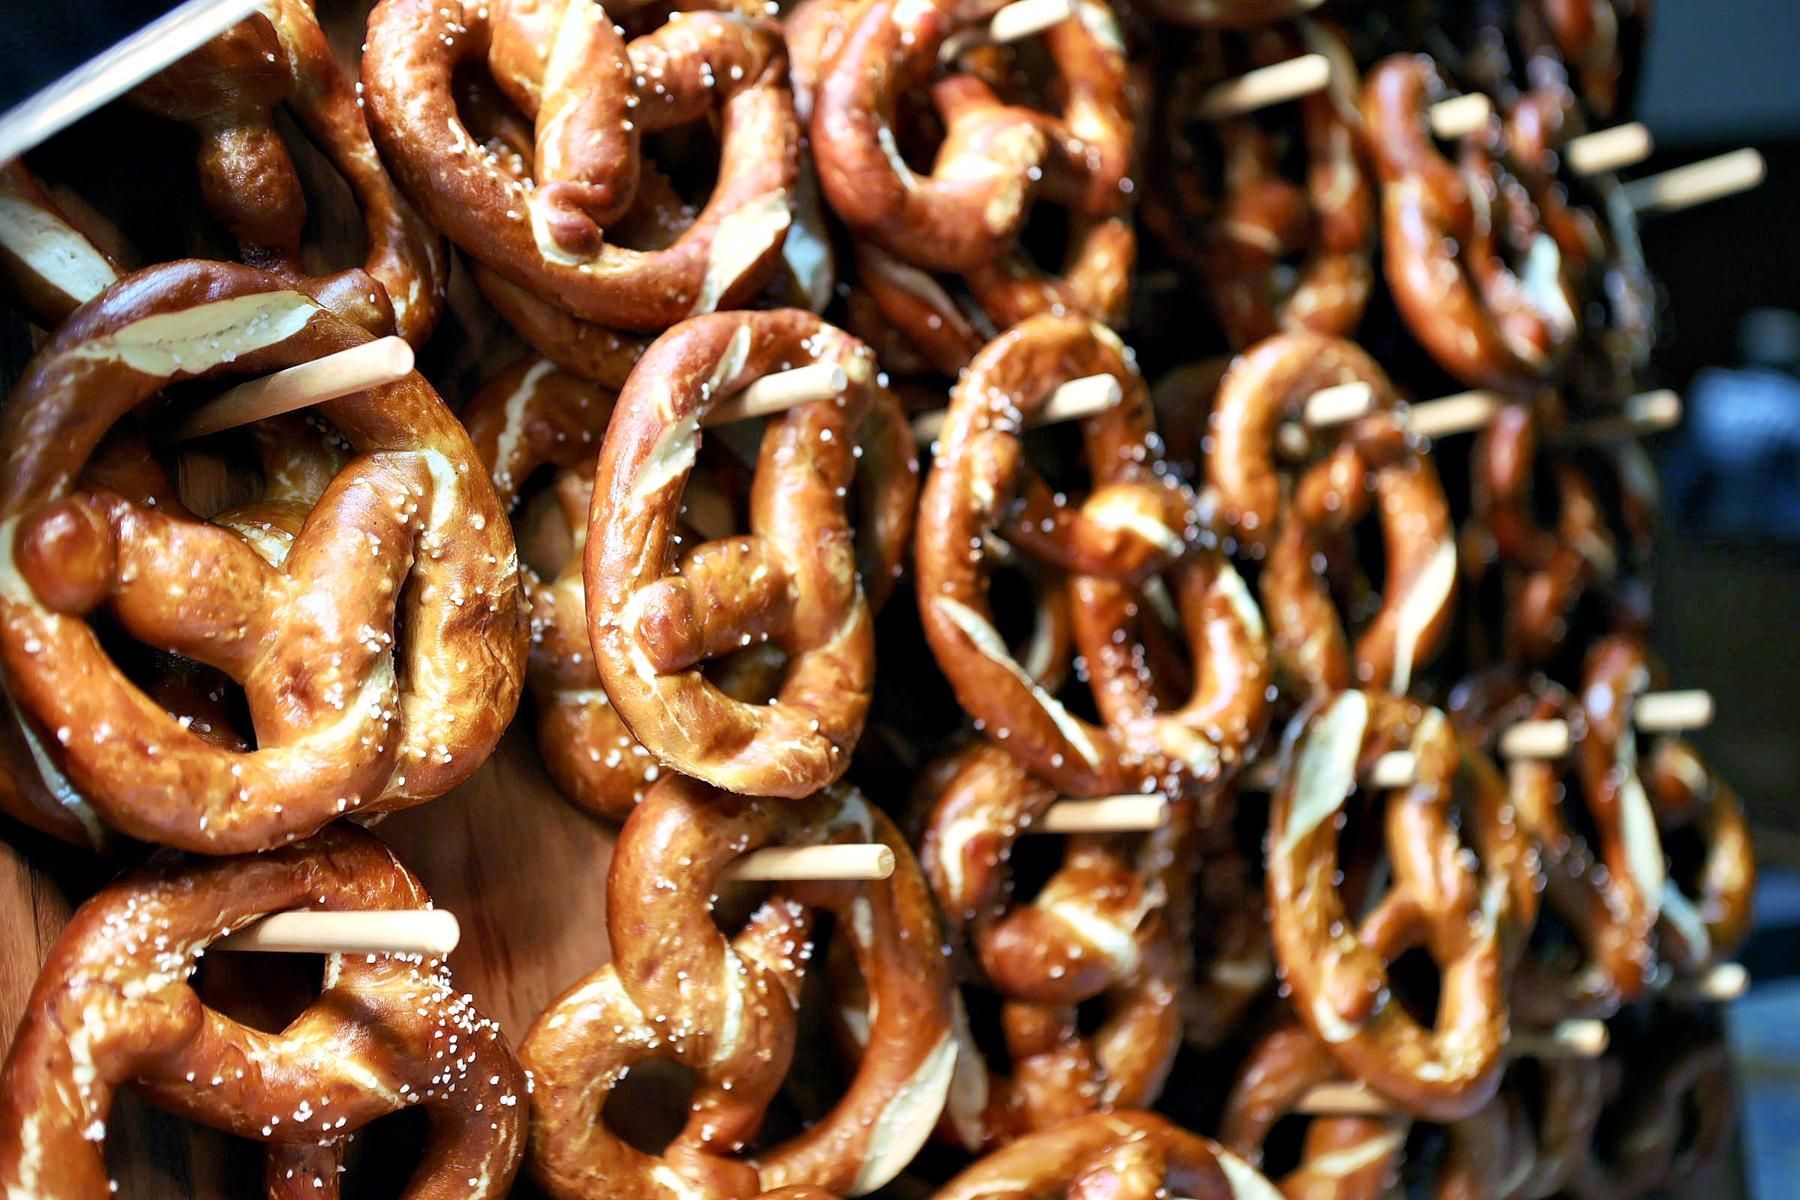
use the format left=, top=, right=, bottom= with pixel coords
left=1182, top=792, right=1272, bottom=1051
left=917, top=314, right=1273, bottom=797
left=0, top=825, right=526, bottom=1199
left=0, top=161, right=124, bottom=328
left=1206, top=333, right=1457, bottom=701
left=1267, top=690, right=1541, bottom=1120
left=128, top=3, right=447, bottom=344
left=1449, top=668, right=1655, bottom=1023
left=1440, top=1060, right=1606, bottom=1200
left=363, top=0, right=797, bottom=333
left=916, top=744, right=1192, bottom=1148
left=1363, top=56, right=1579, bottom=391
left=0, top=260, right=526, bottom=851
left=584, top=310, right=916, bottom=797
left=934, top=1111, right=1283, bottom=1200
left=850, top=241, right=995, bottom=378
left=1644, top=737, right=1755, bottom=976
left=1221, top=1022, right=1409, bottom=1200
left=522, top=776, right=954, bottom=1198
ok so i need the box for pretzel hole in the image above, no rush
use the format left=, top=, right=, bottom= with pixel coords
left=603, top=1058, right=700, bottom=1155
left=189, top=947, right=324, bottom=1034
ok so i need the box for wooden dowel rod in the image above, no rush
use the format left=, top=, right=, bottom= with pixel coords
left=1033, top=795, right=1169, bottom=834
left=1302, top=381, right=1376, bottom=428
left=1195, top=53, right=1332, bottom=120
left=1239, top=750, right=1416, bottom=793
left=1295, top=1083, right=1395, bottom=1116
left=1621, top=148, right=1765, bottom=215
left=1499, top=719, right=1573, bottom=760
left=1560, top=389, right=1682, bottom=443
left=1667, top=962, right=1749, bottom=1002
left=724, top=843, right=895, bottom=882
left=1634, top=689, right=1715, bottom=733
left=1567, top=122, right=1653, bottom=177
left=1408, top=389, right=1506, bottom=439
left=179, top=336, right=414, bottom=440
left=215, top=909, right=461, bottom=957
left=941, top=0, right=1074, bottom=58
left=706, top=363, right=847, bottom=426
left=912, top=374, right=1124, bottom=444
left=1511, top=1019, right=1609, bottom=1058
left=1429, top=93, right=1492, bottom=140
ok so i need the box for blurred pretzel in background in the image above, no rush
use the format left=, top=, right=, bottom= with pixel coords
left=1644, top=736, right=1756, bottom=978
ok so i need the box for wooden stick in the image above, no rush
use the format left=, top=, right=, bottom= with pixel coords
left=1667, top=962, right=1749, bottom=1002
left=1408, top=389, right=1506, bottom=439
left=1429, top=92, right=1492, bottom=140
left=1302, top=382, right=1376, bottom=428
left=913, top=374, right=1124, bottom=443
left=941, top=0, right=1074, bottom=58
left=706, top=363, right=847, bottom=426
left=1560, top=389, right=1682, bottom=443
left=1566, top=122, right=1653, bottom=177
left=215, top=909, right=461, bottom=957
left=0, top=0, right=264, bottom=163
left=1511, top=1018, right=1609, bottom=1058
left=1499, top=719, right=1573, bottom=760
left=179, top=336, right=415, bottom=440
left=1621, top=148, right=1765, bottom=215
left=1295, top=1083, right=1396, bottom=1117
left=1634, top=689, right=1715, bottom=733
left=1240, top=750, right=1416, bottom=793
left=723, top=843, right=895, bottom=882
left=1194, top=53, right=1332, bottom=120
left=1033, top=795, right=1169, bottom=834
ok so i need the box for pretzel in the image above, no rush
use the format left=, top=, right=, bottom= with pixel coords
left=1221, top=1023, right=1408, bottom=1200
left=850, top=241, right=994, bottom=379
left=1516, top=0, right=1649, bottom=122
left=1449, top=668, right=1654, bottom=1023
left=933, top=1110, right=1286, bottom=1200
left=1567, top=1022, right=1733, bottom=1200
left=0, top=825, right=526, bottom=1200
left=128, top=4, right=448, bottom=344
left=0, top=161, right=123, bottom=328
left=522, top=776, right=954, bottom=1198
left=0, top=261, right=526, bottom=851
left=1182, top=795, right=1272, bottom=1051
left=1644, top=737, right=1755, bottom=975
left=916, top=744, right=1192, bottom=1149
left=1363, top=56, right=1578, bottom=391
left=1206, top=333, right=1457, bottom=700
left=584, top=310, right=916, bottom=797
left=363, top=0, right=797, bottom=332
left=1267, top=690, right=1540, bottom=1120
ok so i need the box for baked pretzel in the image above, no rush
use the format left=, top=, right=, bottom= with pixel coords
left=850, top=241, right=995, bottom=379
left=1644, top=736, right=1755, bottom=975
left=522, top=776, right=954, bottom=1198
left=1465, top=1060, right=1606, bottom=1200
left=1363, top=56, right=1578, bottom=391
left=933, top=1110, right=1285, bottom=1200
left=0, top=161, right=123, bottom=328
left=1206, top=333, right=1457, bottom=700
left=917, top=744, right=1192, bottom=1148
left=1267, top=690, right=1540, bottom=1120
left=918, top=314, right=1274, bottom=797
left=0, top=825, right=526, bottom=1199
left=1221, top=1022, right=1409, bottom=1200
left=1449, top=668, right=1654, bottom=1023
left=584, top=310, right=916, bottom=797
left=1517, top=0, right=1651, bottom=122
left=0, top=260, right=526, bottom=851
left=1181, top=792, right=1272, bottom=1051
left=129, top=4, right=448, bottom=343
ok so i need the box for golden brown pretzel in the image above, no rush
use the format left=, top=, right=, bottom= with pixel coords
left=1267, top=691, right=1540, bottom=1120
left=933, top=1110, right=1288, bottom=1200
left=363, top=0, right=798, bottom=332
left=850, top=240, right=996, bottom=379
left=584, top=310, right=917, bottom=797
left=522, top=776, right=954, bottom=1198
left=0, top=825, right=526, bottom=1200
left=129, top=4, right=448, bottom=343
left=0, top=161, right=123, bottom=328
left=916, top=744, right=1192, bottom=1149
left=1206, top=333, right=1457, bottom=701
left=1362, top=56, right=1578, bottom=391
left=0, top=260, right=526, bottom=852
left=1221, top=1022, right=1409, bottom=1200
left=1644, top=736, right=1756, bottom=975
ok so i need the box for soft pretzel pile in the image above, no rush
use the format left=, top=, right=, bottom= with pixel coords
left=0, top=0, right=1758, bottom=1196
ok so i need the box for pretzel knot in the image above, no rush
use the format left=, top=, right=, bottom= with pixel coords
left=931, top=1111, right=1287, bottom=1200
left=1449, top=668, right=1650, bottom=1022
left=1267, top=690, right=1540, bottom=1120
left=1221, top=1023, right=1408, bottom=1200
left=1206, top=333, right=1457, bottom=701
left=128, top=4, right=448, bottom=344
left=585, top=311, right=916, bottom=797
left=521, top=777, right=954, bottom=1199
left=0, top=825, right=526, bottom=1200
left=915, top=745, right=1191, bottom=1149
left=1644, top=737, right=1755, bottom=976
left=1363, top=55, right=1578, bottom=391
left=363, top=0, right=798, bottom=333
left=0, top=261, right=526, bottom=852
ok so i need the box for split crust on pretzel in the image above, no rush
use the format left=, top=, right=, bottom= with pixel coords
left=0, top=260, right=526, bottom=851
left=0, top=825, right=527, bottom=1200
left=0, top=161, right=123, bottom=328
left=585, top=310, right=917, bottom=798
left=363, top=0, right=798, bottom=332
left=1363, top=56, right=1578, bottom=392
left=1267, top=690, right=1540, bottom=1121
left=522, top=776, right=954, bottom=1199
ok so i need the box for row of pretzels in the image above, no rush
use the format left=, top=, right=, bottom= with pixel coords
left=0, top=0, right=1751, bottom=1196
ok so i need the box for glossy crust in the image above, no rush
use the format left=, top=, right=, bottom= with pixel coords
left=1645, top=736, right=1756, bottom=974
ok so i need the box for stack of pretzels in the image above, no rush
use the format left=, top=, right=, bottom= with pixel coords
left=0, top=0, right=1756, bottom=1196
